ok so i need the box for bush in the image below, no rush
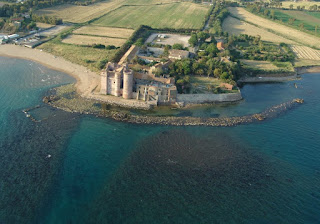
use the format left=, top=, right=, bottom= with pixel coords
left=92, top=44, right=105, bottom=49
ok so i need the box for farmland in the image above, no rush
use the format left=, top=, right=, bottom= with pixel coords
left=228, top=7, right=320, bottom=49
left=222, top=16, right=296, bottom=44
left=73, top=26, right=134, bottom=38
left=281, top=1, right=320, bottom=10
left=34, top=0, right=182, bottom=24
left=92, top=2, right=209, bottom=29
left=291, top=45, right=320, bottom=61
left=35, top=0, right=125, bottom=23
left=274, top=10, right=320, bottom=34
left=62, top=34, right=126, bottom=46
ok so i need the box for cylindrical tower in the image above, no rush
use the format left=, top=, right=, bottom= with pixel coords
left=123, top=71, right=133, bottom=99
left=100, top=71, right=107, bottom=94
left=114, top=72, right=121, bottom=97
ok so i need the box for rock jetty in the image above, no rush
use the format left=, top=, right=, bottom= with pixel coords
left=108, top=99, right=304, bottom=126
left=42, top=85, right=304, bottom=127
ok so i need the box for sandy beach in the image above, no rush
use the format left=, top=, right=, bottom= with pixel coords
left=0, top=44, right=99, bottom=97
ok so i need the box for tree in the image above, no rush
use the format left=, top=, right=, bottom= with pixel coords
left=213, top=68, right=221, bottom=78
left=270, top=10, right=275, bottom=20
left=205, top=43, right=219, bottom=56
left=172, top=43, right=184, bottom=50
left=197, top=31, right=209, bottom=42
left=299, top=23, right=304, bottom=30
left=289, top=4, right=293, bottom=10
left=220, top=72, right=230, bottom=80
left=288, top=18, right=296, bottom=25
left=188, top=33, right=198, bottom=47
left=135, top=38, right=144, bottom=47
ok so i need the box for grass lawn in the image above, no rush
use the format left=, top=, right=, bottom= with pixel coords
left=38, top=41, right=116, bottom=72
left=92, top=2, right=208, bottom=29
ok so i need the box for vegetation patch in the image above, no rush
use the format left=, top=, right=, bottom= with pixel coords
left=92, top=2, right=209, bottom=29
left=36, top=22, right=55, bottom=29
left=189, top=76, right=238, bottom=94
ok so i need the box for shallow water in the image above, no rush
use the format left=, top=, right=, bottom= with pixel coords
left=0, top=56, right=319, bottom=223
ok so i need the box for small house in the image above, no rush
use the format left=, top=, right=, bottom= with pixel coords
left=168, top=49, right=189, bottom=60
left=217, top=42, right=225, bottom=51
left=220, top=83, right=233, bottom=91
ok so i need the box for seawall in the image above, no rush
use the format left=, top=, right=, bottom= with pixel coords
left=238, top=74, right=297, bottom=83
left=296, top=66, right=320, bottom=75
left=176, top=92, right=242, bottom=106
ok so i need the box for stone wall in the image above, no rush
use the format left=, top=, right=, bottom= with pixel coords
left=238, top=75, right=297, bottom=83
left=176, top=92, right=242, bottom=105
left=296, top=66, right=320, bottom=75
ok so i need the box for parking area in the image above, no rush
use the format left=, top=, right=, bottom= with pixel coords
left=145, top=33, right=191, bottom=48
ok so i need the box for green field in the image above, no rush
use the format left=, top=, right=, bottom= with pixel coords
left=305, top=11, right=320, bottom=20
left=274, top=9, right=320, bottom=34
left=39, top=41, right=116, bottom=72
left=92, top=2, right=209, bottom=29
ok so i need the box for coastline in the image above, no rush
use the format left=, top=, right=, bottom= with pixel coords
left=0, top=44, right=100, bottom=97
left=1, top=44, right=319, bottom=112
left=0, top=44, right=244, bottom=109
left=239, top=66, right=320, bottom=84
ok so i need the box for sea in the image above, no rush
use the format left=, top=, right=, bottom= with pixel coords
left=0, top=56, right=320, bottom=224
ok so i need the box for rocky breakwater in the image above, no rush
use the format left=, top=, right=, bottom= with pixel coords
left=43, top=84, right=304, bottom=127
left=110, top=99, right=304, bottom=126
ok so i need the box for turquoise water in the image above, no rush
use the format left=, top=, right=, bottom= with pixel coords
left=0, top=56, right=319, bottom=223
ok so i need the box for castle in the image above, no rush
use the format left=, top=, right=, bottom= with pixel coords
left=100, top=62, right=133, bottom=99
left=100, top=62, right=177, bottom=104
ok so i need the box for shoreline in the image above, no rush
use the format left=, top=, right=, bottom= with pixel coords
left=239, top=66, right=320, bottom=83
left=0, top=44, right=100, bottom=97
left=1, top=44, right=319, bottom=111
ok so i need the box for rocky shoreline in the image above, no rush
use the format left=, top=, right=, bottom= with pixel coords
left=38, top=84, right=305, bottom=127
